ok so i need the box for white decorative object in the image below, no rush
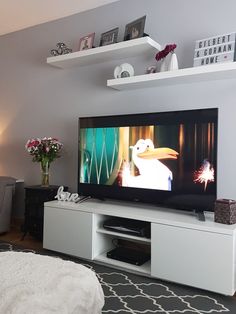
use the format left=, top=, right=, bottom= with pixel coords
left=55, top=185, right=80, bottom=202
left=114, top=63, right=134, bottom=78
left=168, top=52, right=179, bottom=71
left=156, top=44, right=177, bottom=72
left=114, top=65, right=122, bottom=78
left=160, top=58, right=168, bottom=72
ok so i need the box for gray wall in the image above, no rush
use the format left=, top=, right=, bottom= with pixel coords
left=0, top=0, right=236, bottom=215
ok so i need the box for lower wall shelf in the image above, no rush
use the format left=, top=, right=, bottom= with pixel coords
left=107, top=62, right=236, bottom=90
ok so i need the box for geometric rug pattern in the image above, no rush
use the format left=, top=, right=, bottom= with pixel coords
left=97, top=272, right=230, bottom=313
left=0, top=242, right=235, bottom=314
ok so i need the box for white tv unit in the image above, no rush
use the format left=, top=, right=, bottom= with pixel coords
left=43, top=199, right=236, bottom=295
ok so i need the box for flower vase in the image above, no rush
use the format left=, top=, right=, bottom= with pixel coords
left=160, top=57, right=168, bottom=72
left=168, top=52, right=178, bottom=71
left=40, top=160, right=50, bottom=187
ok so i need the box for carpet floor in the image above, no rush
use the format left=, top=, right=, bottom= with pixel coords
left=0, top=241, right=236, bottom=314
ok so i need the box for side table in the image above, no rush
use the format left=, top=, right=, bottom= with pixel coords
left=22, top=185, right=66, bottom=240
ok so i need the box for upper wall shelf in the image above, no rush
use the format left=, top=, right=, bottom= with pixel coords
left=107, top=62, right=236, bottom=90
left=47, top=37, right=161, bottom=69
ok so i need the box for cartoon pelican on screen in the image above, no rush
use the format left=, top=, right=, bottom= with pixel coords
left=122, top=139, right=179, bottom=191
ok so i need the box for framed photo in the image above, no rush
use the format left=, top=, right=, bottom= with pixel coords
left=124, top=15, right=146, bottom=41
left=78, top=33, right=95, bottom=51
left=99, top=27, right=119, bottom=46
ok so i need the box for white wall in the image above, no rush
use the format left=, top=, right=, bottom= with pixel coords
left=0, top=0, right=236, bottom=207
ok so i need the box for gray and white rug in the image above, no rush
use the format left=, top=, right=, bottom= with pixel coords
left=0, top=242, right=235, bottom=314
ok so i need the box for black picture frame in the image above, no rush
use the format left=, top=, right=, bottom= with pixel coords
left=99, top=27, right=119, bottom=46
left=124, top=15, right=146, bottom=41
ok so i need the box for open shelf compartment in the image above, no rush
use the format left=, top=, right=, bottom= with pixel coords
left=94, top=252, right=151, bottom=275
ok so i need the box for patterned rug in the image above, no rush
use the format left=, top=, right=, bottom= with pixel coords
left=0, top=241, right=236, bottom=314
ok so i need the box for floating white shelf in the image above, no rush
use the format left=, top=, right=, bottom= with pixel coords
left=107, top=62, right=236, bottom=90
left=96, top=227, right=151, bottom=243
left=47, top=37, right=161, bottom=69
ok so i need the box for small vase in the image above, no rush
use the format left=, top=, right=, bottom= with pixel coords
left=160, top=57, right=168, bottom=72
left=40, top=160, right=50, bottom=187
left=168, top=52, right=178, bottom=71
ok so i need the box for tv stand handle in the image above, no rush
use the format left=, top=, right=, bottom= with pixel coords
left=194, top=210, right=205, bottom=221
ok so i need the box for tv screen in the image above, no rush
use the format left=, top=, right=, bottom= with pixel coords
left=78, top=108, right=218, bottom=211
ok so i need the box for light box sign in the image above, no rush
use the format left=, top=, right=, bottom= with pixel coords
left=193, top=32, right=236, bottom=67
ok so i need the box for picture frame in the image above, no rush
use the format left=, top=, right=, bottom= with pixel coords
left=99, top=27, right=119, bottom=46
left=124, top=15, right=146, bottom=41
left=78, top=33, right=95, bottom=51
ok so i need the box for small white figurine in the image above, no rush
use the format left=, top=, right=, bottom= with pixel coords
left=55, top=186, right=80, bottom=202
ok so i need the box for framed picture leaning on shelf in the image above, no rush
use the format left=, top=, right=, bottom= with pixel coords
left=124, top=15, right=146, bottom=41
left=78, top=32, right=95, bottom=51
left=99, top=27, right=119, bottom=46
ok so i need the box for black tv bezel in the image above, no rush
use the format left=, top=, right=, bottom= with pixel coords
left=78, top=108, right=218, bottom=212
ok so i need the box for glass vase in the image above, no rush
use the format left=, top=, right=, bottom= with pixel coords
left=40, top=160, right=50, bottom=187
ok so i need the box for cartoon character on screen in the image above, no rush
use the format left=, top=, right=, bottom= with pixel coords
left=122, top=139, right=178, bottom=191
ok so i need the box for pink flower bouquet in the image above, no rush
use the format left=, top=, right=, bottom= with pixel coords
left=155, top=44, right=177, bottom=61
left=25, top=137, right=63, bottom=186
left=25, top=137, right=63, bottom=163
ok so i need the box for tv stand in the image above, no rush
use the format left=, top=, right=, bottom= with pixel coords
left=194, top=209, right=205, bottom=221
left=43, top=199, right=236, bottom=296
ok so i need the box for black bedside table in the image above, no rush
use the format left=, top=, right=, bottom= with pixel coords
left=22, top=185, right=66, bottom=240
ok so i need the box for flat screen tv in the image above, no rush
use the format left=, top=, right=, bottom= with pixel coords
left=78, top=108, right=218, bottom=212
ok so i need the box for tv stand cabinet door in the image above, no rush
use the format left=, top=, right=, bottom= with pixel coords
left=151, top=223, right=235, bottom=295
left=43, top=206, right=93, bottom=260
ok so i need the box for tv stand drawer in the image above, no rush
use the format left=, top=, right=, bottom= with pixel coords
left=151, top=223, right=235, bottom=295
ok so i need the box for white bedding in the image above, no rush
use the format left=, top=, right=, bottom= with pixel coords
left=0, top=251, right=104, bottom=314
